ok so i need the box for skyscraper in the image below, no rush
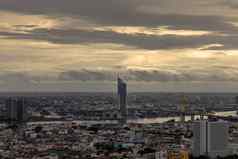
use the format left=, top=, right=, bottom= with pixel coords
left=117, top=77, right=127, bottom=125
left=6, top=97, right=27, bottom=123
left=192, top=120, right=207, bottom=157
left=192, top=120, right=229, bottom=158
left=207, top=121, right=229, bottom=158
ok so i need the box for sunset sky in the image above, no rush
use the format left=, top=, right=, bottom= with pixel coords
left=0, top=0, right=238, bottom=92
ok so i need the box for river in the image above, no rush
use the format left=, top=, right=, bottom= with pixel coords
left=26, top=111, right=237, bottom=126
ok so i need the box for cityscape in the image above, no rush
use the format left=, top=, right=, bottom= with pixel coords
left=1, top=0, right=238, bottom=158
left=0, top=78, right=237, bottom=158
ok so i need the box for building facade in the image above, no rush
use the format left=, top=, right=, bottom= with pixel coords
left=117, top=77, right=127, bottom=125
left=6, top=97, right=27, bottom=123
left=192, top=120, right=229, bottom=158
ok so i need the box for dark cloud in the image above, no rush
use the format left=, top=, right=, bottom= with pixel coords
left=220, top=0, right=238, bottom=8
left=1, top=67, right=238, bottom=84
left=14, top=25, right=38, bottom=28
left=2, top=27, right=238, bottom=50
left=59, top=70, right=115, bottom=81
left=128, top=69, right=238, bottom=81
left=0, top=72, right=55, bottom=84
left=1, top=0, right=238, bottom=51
left=0, top=0, right=133, bottom=23
left=57, top=68, right=238, bottom=82
left=126, top=70, right=179, bottom=81
left=0, top=72, right=33, bottom=84
left=0, top=0, right=237, bottom=32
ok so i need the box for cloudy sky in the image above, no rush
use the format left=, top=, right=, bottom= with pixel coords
left=0, top=0, right=238, bottom=92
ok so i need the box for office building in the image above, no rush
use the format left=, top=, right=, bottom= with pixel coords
left=192, top=120, right=207, bottom=157
left=207, top=121, right=229, bottom=158
left=117, top=77, right=127, bottom=125
left=192, top=120, right=229, bottom=158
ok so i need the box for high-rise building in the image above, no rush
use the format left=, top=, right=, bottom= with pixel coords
left=117, top=77, right=127, bottom=125
left=192, top=120, right=229, bottom=158
left=207, top=121, right=229, bottom=158
left=6, top=97, right=27, bottom=123
left=192, top=120, right=207, bottom=157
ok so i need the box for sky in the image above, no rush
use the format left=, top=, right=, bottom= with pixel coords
left=0, top=0, right=238, bottom=92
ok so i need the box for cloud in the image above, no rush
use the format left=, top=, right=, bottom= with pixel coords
left=1, top=0, right=238, bottom=51
left=0, top=72, right=33, bottom=84
left=0, top=0, right=133, bottom=21
left=57, top=68, right=238, bottom=82
left=59, top=70, right=115, bottom=81
left=0, top=0, right=237, bottom=32
left=1, top=27, right=238, bottom=50
left=0, top=72, right=55, bottom=84
left=221, top=0, right=238, bottom=8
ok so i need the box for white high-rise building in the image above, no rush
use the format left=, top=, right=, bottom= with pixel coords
left=192, top=120, right=207, bottom=157
left=192, top=120, right=229, bottom=158
left=207, top=121, right=229, bottom=158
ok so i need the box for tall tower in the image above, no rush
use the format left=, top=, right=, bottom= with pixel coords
left=118, top=77, right=127, bottom=125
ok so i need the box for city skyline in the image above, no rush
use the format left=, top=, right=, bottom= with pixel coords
left=1, top=0, right=238, bottom=92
